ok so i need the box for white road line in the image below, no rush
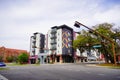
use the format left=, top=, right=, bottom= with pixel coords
left=0, top=74, right=8, bottom=80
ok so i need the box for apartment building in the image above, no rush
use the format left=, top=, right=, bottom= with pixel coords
left=47, top=25, right=74, bottom=63
left=30, top=24, right=106, bottom=64
left=29, top=25, right=74, bottom=64
left=29, top=32, right=45, bottom=64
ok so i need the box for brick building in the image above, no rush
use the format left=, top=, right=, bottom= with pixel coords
left=0, top=46, right=29, bottom=62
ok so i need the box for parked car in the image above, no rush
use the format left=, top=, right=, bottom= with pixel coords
left=87, top=56, right=97, bottom=61
left=0, top=62, right=6, bottom=67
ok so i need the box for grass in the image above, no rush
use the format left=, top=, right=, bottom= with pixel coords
left=6, top=62, right=40, bottom=66
left=97, top=63, right=120, bottom=69
left=0, top=67, right=9, bottom=70
left=6, top=63, right=28, bottom=66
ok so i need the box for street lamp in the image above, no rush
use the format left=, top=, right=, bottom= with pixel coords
left=74, top=21, right=117, bottom=65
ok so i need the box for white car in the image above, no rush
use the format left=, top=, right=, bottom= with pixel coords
left=87, top=56, right=97, bottom=61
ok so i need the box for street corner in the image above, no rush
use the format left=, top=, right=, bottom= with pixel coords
left=0, top=74, right=8, bottom=80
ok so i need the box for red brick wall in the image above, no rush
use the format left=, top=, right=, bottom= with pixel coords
left=0, top=46, right=29, bottom=62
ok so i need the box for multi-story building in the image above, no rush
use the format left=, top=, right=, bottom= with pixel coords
left=29, top=32, right=45, bottom=63
left=0, top=46, right=28, bottom=62
left=30, top=25, right=110, bottom=64
left=47, top=25, right=74, bottom=63
left=29, top=25, right=74, bottom=64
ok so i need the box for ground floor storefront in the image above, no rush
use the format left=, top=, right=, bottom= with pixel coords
left=29, top=54, right=88, bottom=64
left=38, top=54, right=74, bottom=64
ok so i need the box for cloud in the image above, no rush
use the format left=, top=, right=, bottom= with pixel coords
left=0, top=0, right=120, bottom=51
left=94, top=5, right=120, bottom=26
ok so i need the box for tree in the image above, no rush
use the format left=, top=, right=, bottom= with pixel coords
left=18, top=53, right=29, bottom=64
left=112, top=27, right=120, bottom=62
left=73, top=22, right=119, bottom=64
left=92, top=23, right=115, bottom=63
left=0, top=56, right=3, bottom=62
left=73, top=30, right=98, bottom=56
left=6, top=56, right=14, bottom=62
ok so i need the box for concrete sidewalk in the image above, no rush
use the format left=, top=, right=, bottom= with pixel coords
left=0, top=74, right=8, bottom=80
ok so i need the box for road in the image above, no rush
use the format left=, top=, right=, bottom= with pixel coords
left=0, top=63, right=120, bottom=80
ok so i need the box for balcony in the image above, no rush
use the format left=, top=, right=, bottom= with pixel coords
left=33, top=36, right=36, bottom=39
left=32, top=45, right=36, bottom=48
left=32, top=40, right=36, bottom=43
left=50, top=46, right=56, bottom=50
left=50, top=40, right=57, bottom=44
left=51, top=29, right=57, bottom=34
left=51, top=34, right=57, bottom=39
left=32, top=49, right=35, bottom=52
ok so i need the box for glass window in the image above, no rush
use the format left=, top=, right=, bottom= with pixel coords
left=68, top=44, right=71, bottom=47
left=68, top=32, right=71, bottom=36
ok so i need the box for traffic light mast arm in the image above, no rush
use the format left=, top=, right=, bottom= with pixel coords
left=75, top=21, right=113, bottom=43
left=75, top=21, right=117, bottom=65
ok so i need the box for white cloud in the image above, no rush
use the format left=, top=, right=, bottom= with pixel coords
left=94, top=5, right=120, bottom=25
left=0, top=0, right=120, bottom=51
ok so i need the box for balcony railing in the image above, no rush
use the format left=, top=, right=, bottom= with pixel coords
left=50, top=40, right=57, bottom=44
left=50, top=44, right=57, bottom=50
left=51, top=29, right=57, bottom=34
left=51, top=34, right=57, bottom=39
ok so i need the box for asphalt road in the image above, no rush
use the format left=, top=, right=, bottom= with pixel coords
left=0, top=63, right=120, bottom=80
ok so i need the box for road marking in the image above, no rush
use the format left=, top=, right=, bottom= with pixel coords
left=0, top=74, right=8, bottom=80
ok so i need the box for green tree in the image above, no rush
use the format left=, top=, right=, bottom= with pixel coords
left=93, top=23, right=115, bottom=63
left=73, top=30, right=98, bottom=55
left=18, top=53, right=29, bottom=64
left=112, top=27, right=120, bottom=62
left=6, top=56, right=14, bottom=62
left=0, top=56, right=3, bottom=62
left=73, top=23, right=119, bottom=64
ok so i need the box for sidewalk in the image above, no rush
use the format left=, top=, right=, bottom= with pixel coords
left=0, top=74, right=8, bottom=80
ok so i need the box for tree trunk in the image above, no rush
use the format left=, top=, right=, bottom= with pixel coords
left=109, top=54, right=114, bottom=63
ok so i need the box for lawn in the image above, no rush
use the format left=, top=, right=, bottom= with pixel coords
left=6, top=63, right=40, bottom=66
left=97, top=63, right=120, bottom=69
left=0, top=67, right=9, bottom=70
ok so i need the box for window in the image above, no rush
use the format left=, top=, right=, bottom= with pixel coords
left=58, top=44, right=59, bottom=47
left=68, top=44, right=71, bottom=47
left=68, top=32, right=71, bottom=36
left=68, top=38, right=71, bottom=41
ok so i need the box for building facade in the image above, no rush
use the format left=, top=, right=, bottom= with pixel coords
left=47, top=25, right=74, bottom=63
left=29, top=32, right=45, bottom=63
left=29, top=25, right=74, bottom=64
left=0, top=46, right=28, bottom=62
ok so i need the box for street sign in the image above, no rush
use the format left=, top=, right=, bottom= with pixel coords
left=93, top=45, right=101, bottom=48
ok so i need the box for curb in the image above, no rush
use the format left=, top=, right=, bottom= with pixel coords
left=0, top=74, right=8, bottom=80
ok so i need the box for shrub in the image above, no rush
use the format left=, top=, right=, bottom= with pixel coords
left=6, top=56, right=14, bottom=62
left=18, top=53, right=29, bottom=64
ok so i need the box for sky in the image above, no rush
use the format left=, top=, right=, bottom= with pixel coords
left=0, top=0, right=120, bottom=51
